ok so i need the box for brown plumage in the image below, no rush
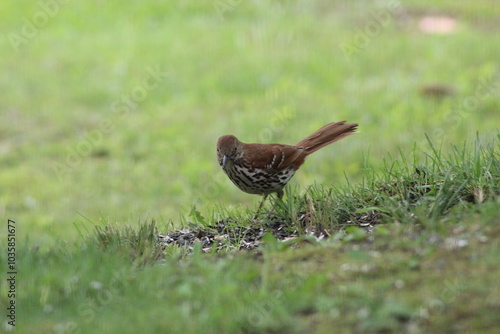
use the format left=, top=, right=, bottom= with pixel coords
left=217, top=121, right=358, bottom=212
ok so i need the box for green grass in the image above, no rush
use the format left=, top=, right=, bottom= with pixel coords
left=3, top=139, right=499, bottom=333
left=1, top=0, right=499, bottom=333
left=1, top=0, right=499, bottom=246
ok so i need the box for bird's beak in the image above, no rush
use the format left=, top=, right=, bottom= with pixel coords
left=222, top=155, right=228, bottom=169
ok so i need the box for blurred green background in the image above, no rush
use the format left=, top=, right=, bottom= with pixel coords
left=1, top=0, right=499, bottom=247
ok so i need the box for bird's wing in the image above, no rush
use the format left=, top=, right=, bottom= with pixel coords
left=242, top=143, right=306, bottom=172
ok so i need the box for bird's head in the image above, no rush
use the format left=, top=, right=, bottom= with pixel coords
left=217, top=135, right=242, bottom=169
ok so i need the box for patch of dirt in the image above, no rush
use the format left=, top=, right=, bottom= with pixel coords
left=352, top=210, right=384, bottom=227
left=158, top=217, right=294, bottom=252
left=158, top=211, right=383, bottom=252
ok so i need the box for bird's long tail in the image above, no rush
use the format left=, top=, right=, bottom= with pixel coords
left=295, top=121, right=358, bottom=154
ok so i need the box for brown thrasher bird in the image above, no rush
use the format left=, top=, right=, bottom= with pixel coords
left=217, top=121, right=358, bottom=213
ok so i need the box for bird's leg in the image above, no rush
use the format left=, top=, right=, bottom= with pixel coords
left=277, top=189, right=284, bottom=200
left=253, top=194, right=268, bottom=221
left=271, top=189, right=285, bottom=213
left=253, top=190, right=285, bottom=221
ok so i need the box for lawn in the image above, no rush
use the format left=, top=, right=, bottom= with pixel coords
left=0, top=0, right=499, bottom=333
